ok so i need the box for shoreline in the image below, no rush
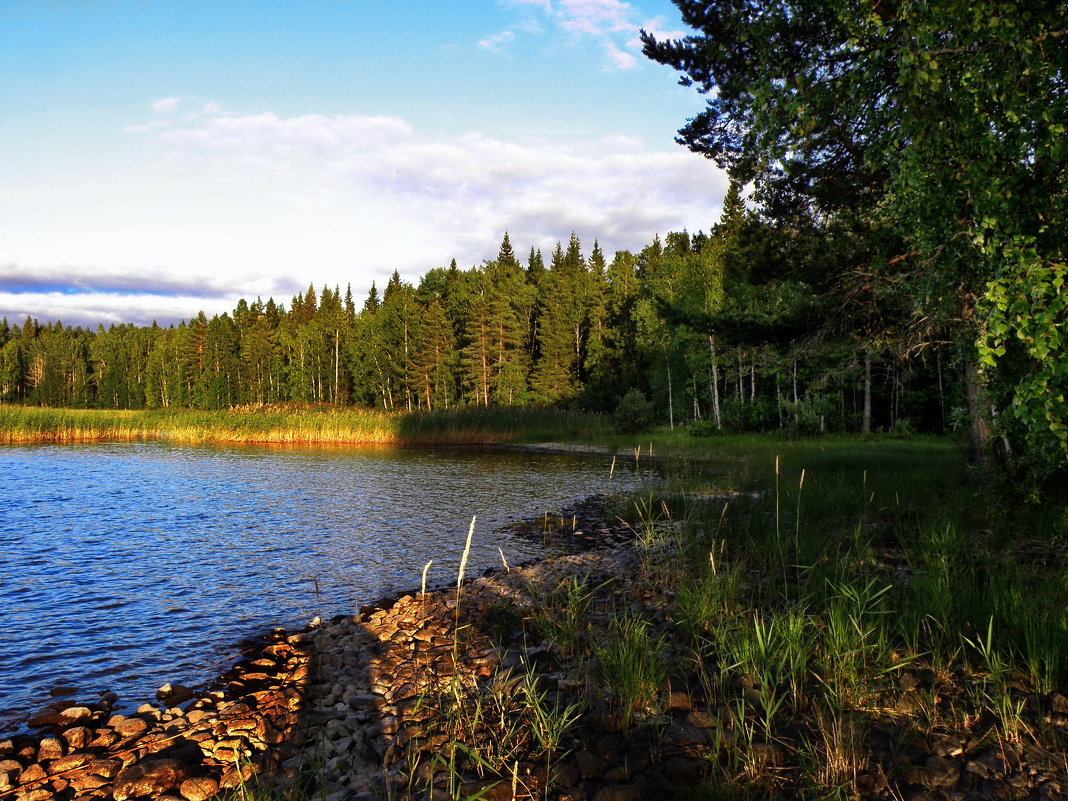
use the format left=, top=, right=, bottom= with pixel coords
left=5, top=491, right=1068, bottom=801
left=0, top=496, right=638, bottom=801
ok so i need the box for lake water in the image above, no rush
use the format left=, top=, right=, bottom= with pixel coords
left=0, top=442, right=650, bottom=735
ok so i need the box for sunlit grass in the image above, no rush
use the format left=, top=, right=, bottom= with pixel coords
left=0, top=403, right=613, bottom=446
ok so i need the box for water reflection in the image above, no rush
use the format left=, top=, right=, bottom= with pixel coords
left=0, top=442, right=651, bottom=734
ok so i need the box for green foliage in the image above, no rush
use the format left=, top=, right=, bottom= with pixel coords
left=643, top=0, right=1068, bottom=474
left=596, top=612, right=668, bottom=729
left=614, top=388, right=656, bottom=434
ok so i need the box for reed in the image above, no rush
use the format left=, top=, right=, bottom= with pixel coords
left=0, top=403, right=612, bottom=446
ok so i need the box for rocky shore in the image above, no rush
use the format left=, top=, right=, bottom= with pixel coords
left=3, top=496, right=1068, bottom=800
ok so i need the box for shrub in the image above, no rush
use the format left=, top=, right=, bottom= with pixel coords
left=615, top=389, right=656, bottom=434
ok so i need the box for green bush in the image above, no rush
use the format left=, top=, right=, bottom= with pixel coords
left=615, top=389, right=656, bottom=434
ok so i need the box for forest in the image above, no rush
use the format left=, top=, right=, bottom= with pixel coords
left=1, top=188, right=944, bottom=438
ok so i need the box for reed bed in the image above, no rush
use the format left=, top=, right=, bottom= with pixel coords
left=0, top=404, right=613, bottom=446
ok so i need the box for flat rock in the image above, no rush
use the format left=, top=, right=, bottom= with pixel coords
left=179, top=775, right=219, bottom=801
left=112, top=758, right=187, bottom=800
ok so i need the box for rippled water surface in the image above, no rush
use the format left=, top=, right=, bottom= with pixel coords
left=0, top=442, right=649, bottom=734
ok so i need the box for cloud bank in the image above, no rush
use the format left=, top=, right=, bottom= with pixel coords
left=151, top=107, right=727, bottom=256
left=2, top=105, right=727, bottom=328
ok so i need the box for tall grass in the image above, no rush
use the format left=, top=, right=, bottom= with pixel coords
left=0, top=403, right=613, bottom=446
left=612, top=434, right=1068, bottom=796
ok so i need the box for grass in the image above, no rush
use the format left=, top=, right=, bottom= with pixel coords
left=596, top=611, right=668, bottom=730
left=577, top=430, right=1068, bottom=797
left=0, top=403, right=614, bottom=446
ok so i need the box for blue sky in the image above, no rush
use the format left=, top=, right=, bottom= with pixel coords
left=0, top=0, right=727, bottom=327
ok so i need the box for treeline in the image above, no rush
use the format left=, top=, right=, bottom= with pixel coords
left=0, top=191, right=956, bottom=436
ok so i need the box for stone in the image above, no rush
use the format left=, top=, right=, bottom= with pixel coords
left=906, top=756, right=960, bottom=789
left=48, top=753, right=93, bottom=774
left=67, top=771, right=111, bottom=791
left=86, top=759, right=122, bottom=779
left=179, top=775, right=219, bottom=801
left=218, top=763, right=253, bottom=789
left=112, top=759, right=187, bottom=800
left=59, top=706, right=94, bottom=726
left=113, top=718, right=149, bottom=737
left=659, top=756, right=706, bottom=783
left=458, top=780, right=515, bottom=801
left=664, top=724, right=706, bottom=747
left=929, top=733, right=964, bottom=757
left=592, top=785, right=643, bottom=801
left=35, top=735, right=65, bottom=762
left=88, top=729, right=120, bottom=749
left=604, top=765, right=633, bottom=783
left=551, top=761, right=581, bottom=788
left=63, top=726, right=93, bottom=750
left=14, top=788, right=54, bottom=801
left=17, top=763, right=47, bottom=785
left=26, top=706, right=67, bottom=728
left=685, top=709, right=717, bottom=728
left=1050, top=693, right=1068, bottom=714
left=594, top=735, right=628, bottom=760
left=574, top=751, right=607, bottom=780
left=749, top=742, right=787, bottom=766
left=665, top=691, right=692, bottom=713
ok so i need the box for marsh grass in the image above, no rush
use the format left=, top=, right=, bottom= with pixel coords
left=0, top=403, right=613, bottom=446
left=596, top=611, right=668, bottom=730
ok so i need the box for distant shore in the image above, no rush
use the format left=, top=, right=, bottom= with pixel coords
left=0, top=403, right=614, bottom=447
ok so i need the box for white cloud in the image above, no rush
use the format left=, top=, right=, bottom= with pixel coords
left=3, top=106, right=727, bottom=326
left=604, top=41, right=638, bottom=70
left=478, top=30, right=516, bottom=53
left=557, top=0, right=633, bottom=34
left=629, top=15, right=685, bottom=49
left=0, top=290, right=236, bottom=329
left=146, top=108, right=727, bottom=259
left=151, top=96, right=181, bottom=112
left=503, top=0, right=656, bottom=70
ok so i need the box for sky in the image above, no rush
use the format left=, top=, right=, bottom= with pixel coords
left=0, top=0, right=726, bottom=329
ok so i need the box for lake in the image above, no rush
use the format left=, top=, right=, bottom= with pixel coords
left=0, top=442, right=650, bottom=735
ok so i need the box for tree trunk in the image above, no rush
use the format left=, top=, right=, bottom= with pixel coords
left=792, top=360, right=799, bottom=427
left=963, top=358, right=990, bottom=465
left=861, top=352, right=872, bottom=435
left=708, top=335, right=721, bottom=430
left=776, top=378, right=783, bottom=429
left=737, top=346, right=744, bottom=400
left=749, top=352, right=756, bottom=402
left=666, top=349, right=674, bottom=430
